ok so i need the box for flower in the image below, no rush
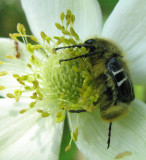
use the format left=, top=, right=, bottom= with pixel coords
left=0, top=0, right=146, bottom=160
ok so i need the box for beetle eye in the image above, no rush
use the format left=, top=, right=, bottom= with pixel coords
left=84, top=39, right=95, bottom=45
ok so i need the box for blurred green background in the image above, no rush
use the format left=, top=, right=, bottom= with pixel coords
left=0, top=0, right=145, bottom=160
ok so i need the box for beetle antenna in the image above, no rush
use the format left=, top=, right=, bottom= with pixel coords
left=59, top=51, right=96, bottom=64
left=107, top=122, right=112, bottom=149
left=55, top=44, right=89, bottom=51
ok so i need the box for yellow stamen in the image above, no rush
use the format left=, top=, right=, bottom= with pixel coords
left=40, top=31, right=46, bottom=40
left=26, top=43, right=34, bottom=53
left=70, top=27, right=79, bottom=40
left=56, top=111, right=65, bottom=122
left=55, top=23, right=63, bottom=30
left=9, top=33, right=18, bottom=41
left=30, top=92, right=37, bottom=99
left=29, top=35, right=38, bottom=42
left=17, top=23, right=26, bottom=34
left=60, top=12, right=65, bottom=22
left=65, top=144, right=71, bottom=152
left=29, top=101, right=37, bottom=108
left=0, top=86, right=6, bottom=90
left=7, top=93, right=15, bottom=98
left=0, top=61, right=4, bottom=65
left=0, top=71, right=8, bottom=76
left=19, top=109, right=28, bottom=114
left=42, top=112, right=50, bottom=117
left=5, top=55, right=15, bottom=59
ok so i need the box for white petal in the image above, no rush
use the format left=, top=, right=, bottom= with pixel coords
left=21, top=0, right=102, bottom=41
left=0, top=98, right=64, bottom=160
left=70, top=99, right=146, bottom=160
left=0, top=38, right=43, bottom=97
left=0, top=38, right=31, bottom=96
left=0, top=38, right=31, bottom=70
left=102, top=0, right=146, bottom=85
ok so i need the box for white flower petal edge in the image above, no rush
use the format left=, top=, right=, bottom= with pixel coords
left=0, top=38, right=29, bottom=96
left=0, top=38, right=31, bottom=71
left=102, top=0, right=146, bottom=85
left=21, top=0, right=102, bottom=41
left=0, top=98, right=64, bottom=160
left=0, top=38, right=38, bottom=97
left=70, top=99, right=146, bottom=160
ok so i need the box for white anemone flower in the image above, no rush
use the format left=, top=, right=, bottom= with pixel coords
left=0, top=0, right=146, bottom=160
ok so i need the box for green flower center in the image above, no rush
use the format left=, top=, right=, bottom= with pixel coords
left=41, top=48, right=98, bottom=112
left=42, top=54, right=84, bottom=104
